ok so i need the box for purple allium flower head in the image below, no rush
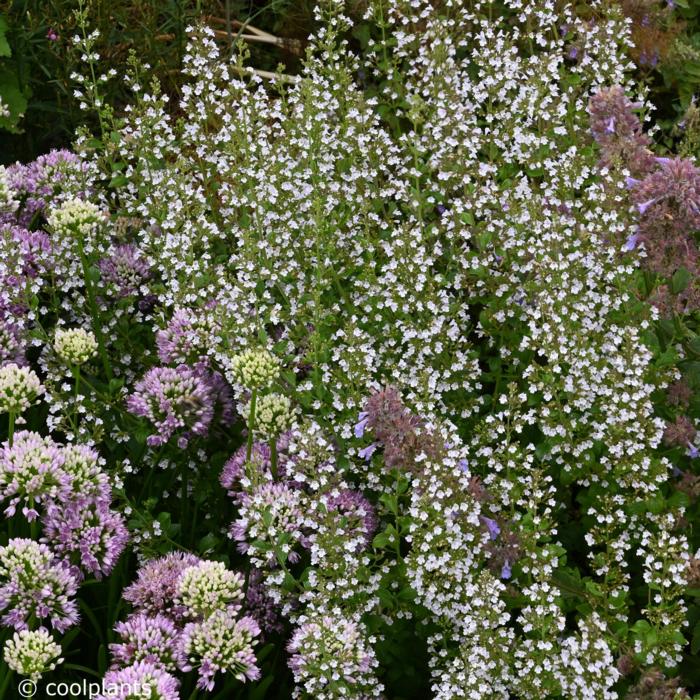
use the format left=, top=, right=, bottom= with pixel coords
left=110, top=613, right=181, bottom=672
left=155, top=308, right=213, bottom=365
left=245, top=568, right=283, bottom=638
left=123, top=552, right=201, bottom=622
left=97, top=661, right=180, bottom=700
left=43, top=495, right=128, bottom=580
left=126, top=365, right=217, bottom=447
left=324, top=489, right=378, bottom=552
left=0, top=538, right=79, bottom=632
left=46, top=28, right=58, bottom=41
left=99, top=244, right=152, bottom=299
left=180, top=611, right=261, bottom=690
left=0, top=431, right=69, bottom=520
left=480, top=516, right=501, bottom=541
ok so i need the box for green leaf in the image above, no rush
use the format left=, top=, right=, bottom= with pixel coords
left=0, top=17, right=11, bottom=58
left=672, top=267, right=692, bottom=294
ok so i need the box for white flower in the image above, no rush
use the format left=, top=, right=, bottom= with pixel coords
left=243, top=394, right=294, bottom=438
left=3, top=629, right=63, bottom=682
left=47, top=197, right=102, bottom=239
left=53, top=328, right=98, bottom=366
left=177, top=560, right=244, bottom=618
left=0, top=364, right=44, bottom=415
left=0, top=165, right=18, bottom=214
left=228, top=349, right=280, bottom=390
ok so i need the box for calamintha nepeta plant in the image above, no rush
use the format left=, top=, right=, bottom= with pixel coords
left=0, top=0, right=698, bottom=698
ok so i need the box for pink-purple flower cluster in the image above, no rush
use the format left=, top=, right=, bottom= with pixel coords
left=111, top=553, right=261, bottom=692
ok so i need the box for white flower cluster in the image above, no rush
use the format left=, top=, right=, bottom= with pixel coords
left=0, top=165, right=18, bottom=214
left=47, top=197, right=103, bottom=240
left=177, top=560, right=244, bottom=618
left=3, top=629, right=63, bottom=682
left=53, top=328, right=98, bottom=366
left=244, top=393, right=294, bottom=439
left=228, top=348, right=280, bottom=390
left=0, top=363, right=43, bottom=415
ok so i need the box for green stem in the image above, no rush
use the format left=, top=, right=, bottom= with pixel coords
left=77, top=237, right=112, bottom=379
left=246, top=389, right=257, bottom=461
left=181, top=459, right=189, bottom=541
left=0, top=669, right=13, bottom=700
left=270, top=438, right=278, bottom=480
left=7, top=412, right=15, bottom=448
left=29, top=499, right=38, bottom=540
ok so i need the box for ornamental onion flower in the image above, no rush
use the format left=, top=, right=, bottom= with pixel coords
left=110, top=613, right=181, bottom=672
left=123, top=552, right=201, bottom=622
left=180, top=610, right=261, bottom=690
left=96, top=661, right=180, bottom=700
left=43, top=495, right=128, bottom=580
left=126, top=365, right=217, bottom=447
left=0, top=538, right=79, bottom=632
left=47, top=197, right=102, bottom=239
left=0, top=431, right=68, bottom=520
left=228, top=348, right=280, bottom=390
left=0, top=363, right=43, bottom=415
left=53, top=328, right=98, bottom=366
left=243, top=393, right=294, bottom=439
left=3, top=629, right=63, bottom=681
left=176, top=560, right=244, bottom=618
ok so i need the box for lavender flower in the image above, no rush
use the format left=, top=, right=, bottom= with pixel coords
left=360, top=386, right=444, bottom=472
left=99, top=244, right=152, bottom=299
left=0, top=431, right=68, bottom=520
left=0, top=538, right=79, bottom=632
left=110, top=613, right=181, bottom=672
left=43, top=495, right=128, bottom=580
left=97, top=661, right=180, bottom=700
left=588, top=87, right=655, bottom=176
left=180, top=610, right=261, bottom=690
left=123, top=552, right=201, bottom=622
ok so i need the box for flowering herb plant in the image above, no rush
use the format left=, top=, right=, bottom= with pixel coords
left=1, top=0, right=700, bottom=698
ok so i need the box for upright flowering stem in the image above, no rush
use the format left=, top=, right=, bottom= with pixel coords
left=7, top=412, right=14, bottom=448
left=246, top=389, right=257, bottom=462
left=76, top=237, right=112, bottom=380
left=270, top=439, right=278, bottom=481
